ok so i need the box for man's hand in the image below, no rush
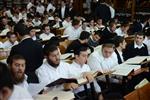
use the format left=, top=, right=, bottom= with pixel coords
left=82, top=72, right=94, bottom=83
left=63, top=83, right=79, bottom=90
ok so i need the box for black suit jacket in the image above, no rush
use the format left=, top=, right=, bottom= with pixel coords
left=7, top=38, right=44, bottom=82
left=99, top=27, right=117, bottom=44
left=94, top=3, right=111, bottom=23
left=58, top=6, right=70, bottom=19
left=115, top=49, right=123, bottom=64
left=123, top=42, right=148, bottom=60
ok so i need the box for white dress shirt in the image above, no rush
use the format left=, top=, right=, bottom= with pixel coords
left=3, top=40, right=18, bottom=49
left=36, top=5, right=45, bottom=15
left=144, top=37, right=150, bottom=55
left=115, top=27, right=125, bottom=36
left=62, top=20, right=72, bottom=29
left=47, top=3, right=56, bottom=12
left=61, top=6, right=66, bottom=19
left=17, top=75, right=28, bottom=90
left=88, top=46, right=118, bottom=73
left=70, top=61, right=101, bottom=93
left=134, top=42, right=144, bottom=49
left=32, top=19, right=42, bottom=27
left=114, top=49, right=124, bottom=64
left=39, top=33, right=55, bottom=41
left=12, top=15, right=22, bottom=24
left=64, top=26, right=81, bottom=40
left=0, top=42, right=3, bottom=48
left=27, top=2, right=33, bottom=10
left=109, top=6, right=115, bottom=18
left=36, top=61, right=71, bottom=85
left=9, top=85, right=33, bottom=100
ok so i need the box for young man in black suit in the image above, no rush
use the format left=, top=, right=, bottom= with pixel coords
left=57, top=0, right=69, bottom=20
left=123, top=32, right=148, bottom=60
left=7, top=23, right=44, bottom=83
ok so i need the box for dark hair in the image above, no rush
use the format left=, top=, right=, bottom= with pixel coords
left=113, top=36, right=125, bottom=47
left=14, top=23, right=29, bottom=36
left=144, top=28, right=150, bottom=36
left=42, top=24, right=49, bottom=30
left=74, top=46, right=88, bottom=55
left=94, top=30, right=102, bottom=37
left=43, top=44, right=58, bottom=56
left=6, top=32, right=16, bottom=38
left=0, top=62, right=14, bottom=90
left=61, top=0, right=66, bottom=3
left=8, top=21, right=15, bottom=27
left=72, top=19, right=80, bottom=26
left=102, top=43, right=115, bottom=49
left=47, top=36, right=60, bottom=46
left=109, top=19, right=116, bottom=27
left=135, top=32, right=145, bottom=38
left=28, top=26, right=36, bottom=32
left=8, top=55, right=25, bottom=66
left=121, top=21, right=130, bottom=27
left=79, top=31, right=90, bottom=40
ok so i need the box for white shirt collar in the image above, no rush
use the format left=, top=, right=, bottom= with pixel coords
left=134, top=42, right=144, bottom=49
left=72, top=61, right=84, bottom=68
left=45, top=60, right=59, bottom=71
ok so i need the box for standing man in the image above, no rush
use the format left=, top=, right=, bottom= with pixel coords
left=7, top=23, right=44, bottom=83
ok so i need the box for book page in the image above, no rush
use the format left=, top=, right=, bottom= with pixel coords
left=124, top=56, right=147, bottom=64
left=135, top=78, right=149, bottom=89
left=112, top=64, right=135, bottom=76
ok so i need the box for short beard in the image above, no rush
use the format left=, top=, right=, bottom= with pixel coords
left=11, top=71, right=25, bottom=84
left=47, top=59, right=60, bottom=68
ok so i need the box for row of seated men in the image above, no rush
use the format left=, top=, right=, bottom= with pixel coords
left=0, top=21, right=150, bottom=100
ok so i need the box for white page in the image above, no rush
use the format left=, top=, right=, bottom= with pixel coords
left=112, top=64, right=135, bottom=76
left=124, top=56, right=147, bottom=64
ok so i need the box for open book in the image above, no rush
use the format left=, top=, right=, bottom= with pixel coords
left=124, top=56, right=148, bottom=65
left=60, top=53, right=74, bottom=60
left=135, top=78, right=149, bottom=89
left=34, top=90, right=74, bottom=100
left=112, top=64, right=141, bottom=76
left=46, top=71, right=103, bottom=87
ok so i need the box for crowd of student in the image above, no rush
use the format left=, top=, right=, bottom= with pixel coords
left=0, top=0, right=150, bottom=100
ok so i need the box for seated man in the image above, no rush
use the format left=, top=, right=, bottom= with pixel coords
left=113, top=36, right=127, bottom=64
left=0, top=62, right=33, bottom=100
left=70, top=46, right=103, bottom=99
left=3, top=32, right=18, bottom=49
left=88, top=43, right=119, bottom=83
left=115, top=21, right=129, bottom=37
left=123, top=32, right=148, bottom=60
left=65, top=31, right=91, bottom=53
left=143, top=28, right=150, bottom=55
left=100, top=20, right=117, bottom=44
left=88, top=30, right=102, bottom=47
left=8, top=55, right=28, bottom=89
left=36, top=45, right=99, bottom=97
left=88, top=43, right=118, bottom=73
left=113, top=36, right=150, bottom=93
left=28, top=26, right=41, bottom=41
left=64, top=19, right=81, bottom=40
left=36, top=45, right=79, bottom=90
left=40, top=24, right=55, bottom=41
left=8, top=54, right=46, bottom=96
